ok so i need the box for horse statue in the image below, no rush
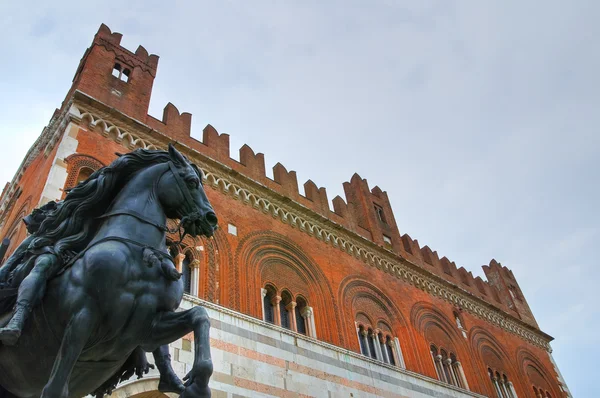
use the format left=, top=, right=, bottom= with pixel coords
left=0, top=144, right=218, bottom=398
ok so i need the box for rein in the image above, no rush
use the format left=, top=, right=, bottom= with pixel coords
left=57, top=236, right=174, bottom=276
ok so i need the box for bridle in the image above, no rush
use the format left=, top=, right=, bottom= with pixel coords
left=97, top=161, right=204, bottom=244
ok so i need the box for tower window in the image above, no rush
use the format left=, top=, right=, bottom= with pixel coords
left=112, top=63, right=131, bottom=83
left=112, top=63, right=121, bottom=78
left=374, top=204, right=387, bottom=224
left=383, top=235, right=392, bottom=246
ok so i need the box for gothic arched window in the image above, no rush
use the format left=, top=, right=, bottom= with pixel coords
left=295, top=296, right=307, bottom=335
left=430, top=345, right=468, bottom=389
left=279, top=291, right=292, bottom=330
left=262, top=285, right=276, bottom=324
left=182, top=255, right=192, bottom=294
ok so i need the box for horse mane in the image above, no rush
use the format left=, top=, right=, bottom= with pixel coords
left=34, top=148, right=173, bottom=255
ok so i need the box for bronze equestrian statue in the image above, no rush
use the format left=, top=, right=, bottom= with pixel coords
left=0, top=144, right=218, bottom=398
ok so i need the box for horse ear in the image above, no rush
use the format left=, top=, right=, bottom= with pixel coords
left=168, top=143, right=187, bottom=167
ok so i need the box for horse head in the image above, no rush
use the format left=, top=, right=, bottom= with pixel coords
left=157, top=144, right=218, bottom=238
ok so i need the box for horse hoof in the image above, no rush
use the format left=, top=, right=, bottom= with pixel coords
left=158, top=375, right=185, bottom=394
left=0, top=327, right=20, bottom=346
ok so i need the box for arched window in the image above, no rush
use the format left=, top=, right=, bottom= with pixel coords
left=431, top=345, right=443, bottom=379
left=112, top=63, right=121, bottom=78
left=279, top=291, right=292, bottom=330
left=182, top=255, right=192, bottom=294
left=489, top=369, right=516, bottom=398
left=295, top=296, right=307, bottom=335
left=385, top=335, right=395, bottom=365
left=76, top=167, right=94, bottom=185
left=367, top=328, right=377, bottom=360
left=262, top=285, right=276, bottom=324
left=357, top=325, right=369, bottom=356
left=430, top=345, right=467, bottom=389
left=112, top=63, right=131, bottom=83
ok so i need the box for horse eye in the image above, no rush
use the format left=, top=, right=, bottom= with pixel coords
left=185, top=177, right=200, bottom=189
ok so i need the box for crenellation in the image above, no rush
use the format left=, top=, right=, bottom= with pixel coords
left=474, top=277, right=488, bottom=296
left=96, top=23, right=123, bottom=46
left=420, top=246, right=437, bottom=266
left=238, top=144, right=266, bottom=181
left=331, top=195, right=348, bottom=218
left=202, top=124, right=230, bottom=161
left=371, top=185, right=384, bottom=199
left=301, top=180, right=330, bottom=216
left=272, top=163, right=299, bottom=197
left=158, top=102, right=192, bottom=141
left=440, top=256, right=456, bottom=277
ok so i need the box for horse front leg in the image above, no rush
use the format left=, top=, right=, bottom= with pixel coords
left=144, top=306, right=212, bottom=398
left=41, top=307, right=97, bottom=398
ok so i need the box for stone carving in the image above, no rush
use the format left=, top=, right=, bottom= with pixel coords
left=0, top=144, right=218, bottom=398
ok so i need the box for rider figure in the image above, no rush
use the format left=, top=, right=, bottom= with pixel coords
left=0, top=201, right=68, bottom=345
left=0, top=201, right=58, bottom=287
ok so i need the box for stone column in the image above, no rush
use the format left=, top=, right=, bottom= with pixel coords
left=430, top=350, right=440, bottom=379
left=175, top=253, right=185, bottom=273
left=508, top=381, right=518, bottom=398
left=361, top=329, right=371, bottom=357
left=436, top=355, right=447, bottom=383
left=499, top=379, right=511, bottom=398
left=372, top=330, right=384, bottom=361
left=190, top=259, right=200, bottom=296
left=261, top=288, right=267, bottom=321
left=455, top=361, right=469, bottom=390
left=379, top=335, right=389, bottom=364
left=392, top=337, right=404, bottom=368
left=491, top=375, right=503, bottom=398
left=272, top=295, right=282, bottom=326
left=302, top=306, right=316, bottom=338
left=445, top=358, right=458, bottom=386
left=287, top=301, right=297, bottom=332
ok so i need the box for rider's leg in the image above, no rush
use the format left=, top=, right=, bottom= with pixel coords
left=154, top=344, right=185, bottom=394
left=0, top=253, right=56, bottom=345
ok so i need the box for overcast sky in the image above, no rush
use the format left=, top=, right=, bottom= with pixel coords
left=0, top=1, right=598, bottom=396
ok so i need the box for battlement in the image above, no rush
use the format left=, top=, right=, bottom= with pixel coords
left=68, top=24, right=538, bottom=328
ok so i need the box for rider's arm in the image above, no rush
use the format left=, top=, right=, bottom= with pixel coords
left=0, top=235, right=35, bottom=283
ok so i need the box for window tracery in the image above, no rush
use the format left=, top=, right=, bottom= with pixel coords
left=261, top=285, right=316, bottom=338
left=429, top=344, right=468, bottom=389
left=488, top=368, right=517, bottom=398
left=355, top=320, right=400, bottom=366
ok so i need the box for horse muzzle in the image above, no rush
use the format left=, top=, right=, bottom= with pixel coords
left=182, top=211, right=218, bottom=238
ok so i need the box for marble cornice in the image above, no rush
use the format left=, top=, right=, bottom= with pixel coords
left=65, top=92, right=553, bottom=351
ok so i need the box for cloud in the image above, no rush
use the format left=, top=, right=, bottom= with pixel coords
left=0, top=1, right=598, bottom=395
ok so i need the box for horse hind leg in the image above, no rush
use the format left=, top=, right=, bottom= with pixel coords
left=41, top=308, right=98, bottom=398
left=142, top=306, right=212, bottom=398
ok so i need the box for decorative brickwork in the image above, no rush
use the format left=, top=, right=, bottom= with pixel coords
left=63, top=154, right=105, bottom=191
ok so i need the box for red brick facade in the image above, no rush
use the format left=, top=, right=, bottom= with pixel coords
left=0, top=24, right=567, bottom=398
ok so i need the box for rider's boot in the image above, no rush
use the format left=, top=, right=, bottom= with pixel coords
left=154, top=346, right=185, bottom=394
left=0, top=301, right=31, bottom=346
